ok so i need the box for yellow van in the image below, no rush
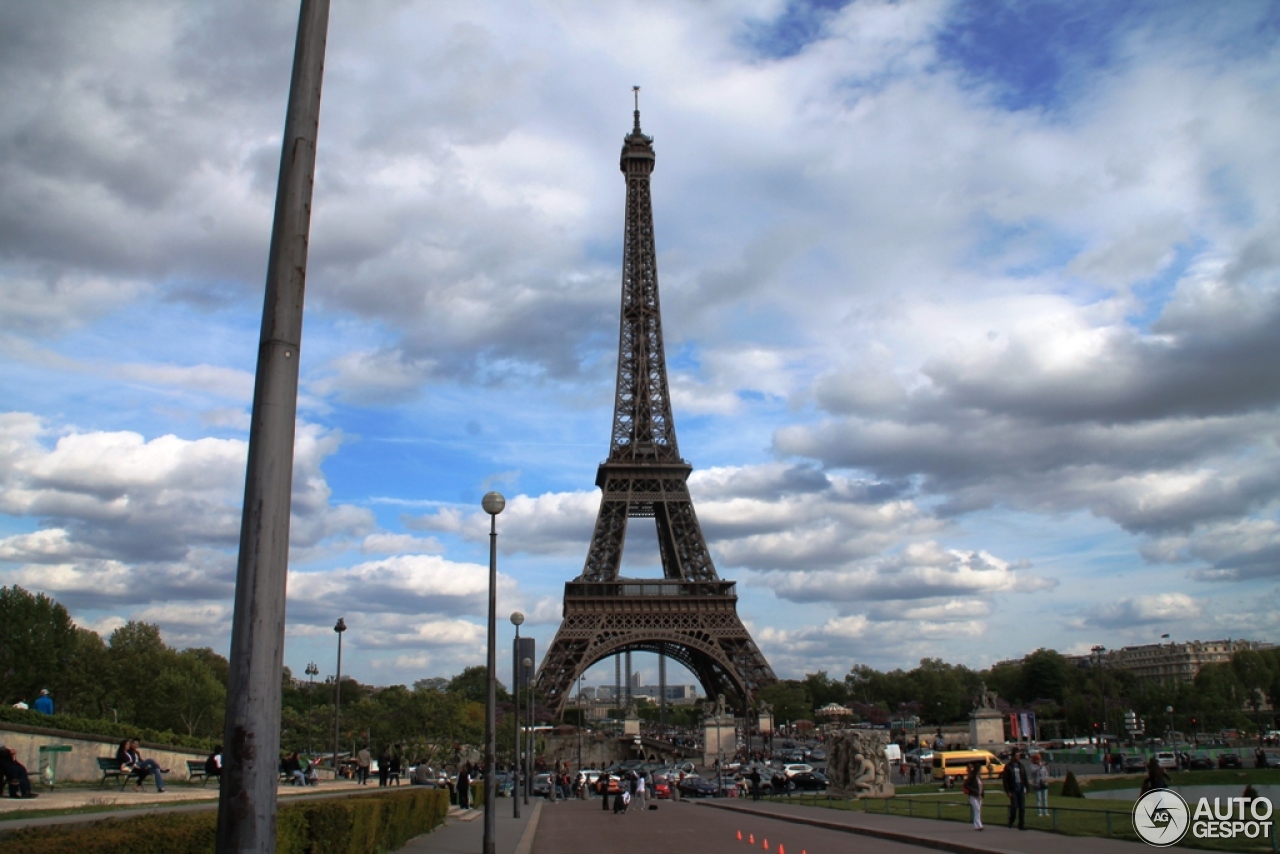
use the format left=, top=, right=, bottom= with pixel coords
left=930, top=750, right=1005, bottom=781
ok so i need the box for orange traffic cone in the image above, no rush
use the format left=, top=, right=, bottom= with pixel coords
left=779, top=845, right=786, bottom=854
left=737, top=831, right=742, bottom=841
left=749, top=835, right=755, bottom=845
left=763, top=841, right=769, bottom=850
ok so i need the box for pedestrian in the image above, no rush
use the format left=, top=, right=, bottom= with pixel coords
left=1000, top=748, right=1028, bottom=830
left=33, top=689, right=53, bottom=715
left=205, top=745, right=222, bottom=783
left=1029, top=753, right=1050, bottom=816
left=613, top=779, right=627, bottom=813
left=599, top=773, right=610, bottom=810
left=457, top=763, right=471, bottom=809
left=1139, top=757, right=1169, bottom=795
left=634, top=770, right=647, bottom=811
left=963, top=762, right=983, bottom=831
left=356, top=746, right=372, bottom=785
left=749, top=766, right=761, bottom=801
left=378, top=748, right=391, bottom=787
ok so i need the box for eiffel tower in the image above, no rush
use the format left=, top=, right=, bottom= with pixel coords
left=534, top=97, right=777, bottom=718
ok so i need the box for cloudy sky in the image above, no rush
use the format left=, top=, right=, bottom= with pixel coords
left=2, top=0, right=1278, bottom=694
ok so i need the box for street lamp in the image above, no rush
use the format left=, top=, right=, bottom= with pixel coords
left=510, top=611, right=524, bottom=819
left=481, top=491, right=505, bottom=854
left=305, top=661, right=319, bottom=755
left=523, top=657, right=533, bottom=803
left=333, top=618, right=346, bottom=782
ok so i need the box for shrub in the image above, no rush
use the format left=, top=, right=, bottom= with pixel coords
left=1, top=788, right=450, bottom=854
left=1060, top=770, right=1084, bottom=798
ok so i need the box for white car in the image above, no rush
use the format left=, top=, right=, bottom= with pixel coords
left=783, top=763, right=813, bottom=777
left=1154, top=751, right=1178, bottom=770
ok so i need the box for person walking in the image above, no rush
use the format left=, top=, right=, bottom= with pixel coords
left=457, top=763, right=472, bottom=808
left=634, top=770, right=647, bottom=811
left=599, top=773, right=611, bottom=810
left=378, top=748, right=391, bottom=787
left=33, top=690, right=53, bottom=715
left=749, top=766, right=761, bottom=801
left=1029, top=753, right=1050, bottom=817
left=1001, top=749, right=1028, bottom=830
left=963, top=762, right=984, bottom=831
left=356, top=746, right=372, bottom=785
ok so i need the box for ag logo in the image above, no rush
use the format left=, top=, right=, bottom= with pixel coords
left=1133, top=788, right=1190, bottom=847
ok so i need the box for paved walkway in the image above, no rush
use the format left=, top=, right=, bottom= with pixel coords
left=401, top=798, right=541, bottom=854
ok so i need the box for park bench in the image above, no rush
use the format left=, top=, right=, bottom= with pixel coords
left=96, top=756, right=153, bottom=790
left=187, top=759, right=213, bottom=786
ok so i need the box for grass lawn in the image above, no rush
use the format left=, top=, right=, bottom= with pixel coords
left=768, top=773, right=1280, bottom=853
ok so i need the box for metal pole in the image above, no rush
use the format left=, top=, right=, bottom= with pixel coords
left=512, top=616, right=522, bottom=819
left=333, top=619, right=345, bottom=781
left=524, top=658, right=533, bottom=803
left=217, top=3, right=329, bottom=850
left=481, top=493, right=504, bottom=854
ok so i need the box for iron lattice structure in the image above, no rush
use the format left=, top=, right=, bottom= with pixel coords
left=535, top=106, right=776, bottom=717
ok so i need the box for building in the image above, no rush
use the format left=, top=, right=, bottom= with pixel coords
left=1067, top=638, right=1274, bottom=684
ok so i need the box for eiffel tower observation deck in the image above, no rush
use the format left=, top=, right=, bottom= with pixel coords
left=534, top=98, right=777, bottom=718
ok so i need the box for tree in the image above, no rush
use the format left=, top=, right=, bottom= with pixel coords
left=803, top=670, right=849, bottom=709
left=104, top=621, right=176, bottom=727
left=1020, top=649, right=1069, bottom=704
left=447, top=665, right=509, bottom=705
left=0, top=585, right=78, bottom=706
left=758, top=680, right=810, bottom=724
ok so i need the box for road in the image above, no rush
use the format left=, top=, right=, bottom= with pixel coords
left=531, top=797, right=934, bottom=854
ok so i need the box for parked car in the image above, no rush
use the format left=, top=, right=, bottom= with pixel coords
left=1187, top=753, right=1214, bottom=771
left=1261, top=751, right=1280, bottom=769
left=787, top=771, right=829, bottom=791
left=653, top=777, right=671, bottom=799
left=532, top=773, right=552, bottom=796
left=1154, top=751, right=1178, bottom=770
left=782, top=763, right=814, bottom=778
left=905, top=748, right=935, bottom=767
left=1217, top=753, right=1243, bottom=769
left=1122, top=754, right=1148, bottom=773
left=808, top=748, right=827, bottom=762
left=677, top=776, right=721, bottom=798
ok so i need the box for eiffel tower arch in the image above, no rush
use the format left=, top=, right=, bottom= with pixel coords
left=534, top=98, right=777, bottom=718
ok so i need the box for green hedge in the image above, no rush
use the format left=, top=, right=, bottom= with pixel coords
left=0, top=788, right=450, bottom=854
left=0, top=706, right=214, bottom=752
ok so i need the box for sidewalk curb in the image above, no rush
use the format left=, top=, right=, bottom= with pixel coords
left=695, top=801, right=1028, bottom=854
left=514, top=800, right=543, bottom=854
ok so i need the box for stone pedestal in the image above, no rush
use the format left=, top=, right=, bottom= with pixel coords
left=623, top=709, right=641, bottom=737
left=703, top=715, right=735, bottom=769
left=758, top=708, right=773, bottom=736
left=970, top=709, right=1004, bottom=747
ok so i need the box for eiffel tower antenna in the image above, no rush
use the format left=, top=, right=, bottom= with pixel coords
left=534, top=97, right=777, bottom=718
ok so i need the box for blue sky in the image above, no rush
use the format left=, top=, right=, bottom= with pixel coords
left=1, top=0, right=1278, bottom=694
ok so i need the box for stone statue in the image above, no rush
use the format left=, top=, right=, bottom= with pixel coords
left=974, top=681, right=997, bottom=711
left=715, top=693, right=727, bottom=718
left=825, top=729, right=894, bottom=799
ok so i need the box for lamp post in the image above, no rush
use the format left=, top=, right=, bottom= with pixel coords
left=510, top=611, right=524, bottom=819
left=333, top=618, right=346, bottom=782
left=481, top=492, right=505, bottom=854
left=523, top=657, right=533, bottom=803
left=578, top=674, right=584, bottom=769
left=305, top=661, right=318, bottom=755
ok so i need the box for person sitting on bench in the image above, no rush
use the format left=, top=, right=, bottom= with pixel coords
left=117, top=738, right=167, bottom=792
left=0, top=745, right=38, bottom=799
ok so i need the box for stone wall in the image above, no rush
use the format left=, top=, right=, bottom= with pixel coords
left=1, top=723, right=208, bottom=785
